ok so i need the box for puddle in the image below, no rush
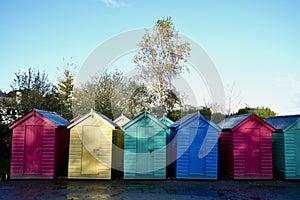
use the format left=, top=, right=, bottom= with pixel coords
left=0, top=180, right=300, bottom=199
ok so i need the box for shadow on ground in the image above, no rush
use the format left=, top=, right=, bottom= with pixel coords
left=1, top=179, right=300, bottom=200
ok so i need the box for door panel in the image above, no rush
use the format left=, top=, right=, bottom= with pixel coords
left=81, top=126, right=111, bottom=175
left=245, top=128, right=261, bottom=175
left=189, top=127, right=206, bottom=175
left=136, top=126, right=154, bottom=177
left=24, top=126, right=42, bottom=174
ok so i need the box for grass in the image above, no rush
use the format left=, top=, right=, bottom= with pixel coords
left=0, top=158, right=10, bottom=174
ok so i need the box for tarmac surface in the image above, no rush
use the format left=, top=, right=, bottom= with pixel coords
left=0, top=179, right=300, bottom=200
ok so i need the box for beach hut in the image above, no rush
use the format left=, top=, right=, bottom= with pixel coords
left=9, top=109, right=70, bottom=179
left=169, top=112, right=220, bottom=179
left=113, top=114, right=130, bottom=127
left=159, top=116, right=174, bottom=127
left=123, top=111, right=168, bottom=179
left=218, top=113, right=275, bottom=179
left=265, top=115, right=300, bottom=179
left=67, top=109, right=124, bottom=179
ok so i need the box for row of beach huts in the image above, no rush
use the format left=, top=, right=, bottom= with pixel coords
left=8, top=108, right=300, bottom=180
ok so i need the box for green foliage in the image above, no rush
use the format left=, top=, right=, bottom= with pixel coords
left=73, top=71, right=150, bottom=120
left=236, top=106, right=277, bottom=119
left=167, top=110, right=182, bottom=122
left=211, top=112, right=226, bottom=124
left=10, top=68, right=58, bottom=116
left=167, top=106, right=213, bottom=122
left=56, top=69, right=75, bottom=119
left=199, top=106, right=212, bottom=119
left=0, top=124, right=11, bottom=158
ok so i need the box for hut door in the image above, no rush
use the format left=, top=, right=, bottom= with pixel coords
left=245, top=128, right=261, bottom=175
left=81, top=126, right=103, bottom=175
left=189, top=127, right=206, bottom=176
left=24, top=125, right=42, bottom=174
left=136, top=126, right=154, bottom=177
left=296, top=131, right=300, bottom=175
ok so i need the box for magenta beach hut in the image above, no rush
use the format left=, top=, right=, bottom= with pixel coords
left=9, top=109, right=70, bottom=179
left=218, top=113, right=275, bottom=179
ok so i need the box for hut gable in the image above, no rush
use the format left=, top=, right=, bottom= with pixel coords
left=265, top=115, right=300, bottom=131
left=68, top=109, right=119, bottom=130
left=170, top=112, right=221, bottom=131
left=159, top=116, right=174, bottom=127
left=219, top=113, right=274, bottom=132
left=113, top=114, right=130, bottom=127
left=10, top=108, right=69, bottom=129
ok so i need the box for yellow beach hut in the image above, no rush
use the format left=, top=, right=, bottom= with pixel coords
left=67, top=109, right=124, bottom=179
left=114, top=114, right=130, bottom=127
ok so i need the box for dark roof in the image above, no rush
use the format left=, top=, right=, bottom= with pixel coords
left=218, top=114, right=252, bottom=129
left=169, top=112, right=221, bottom=131
left=35, top=109, right=70, bottom=126
left=95, top=111, right=120, bottom=128
left=265, top=115, right=300, bottom=130
left=169, top=112, right=198, bottom=128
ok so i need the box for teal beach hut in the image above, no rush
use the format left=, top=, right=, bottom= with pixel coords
left=265, top=115, right=300, bottom=179
left=123, top=111, right=169, bottom=179
left=159, top=116, right=174, bottom=127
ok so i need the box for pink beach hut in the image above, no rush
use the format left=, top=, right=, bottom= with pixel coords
left=218, top=113, right=275, bottom=179
left=9, top=109, right=70, bottom=179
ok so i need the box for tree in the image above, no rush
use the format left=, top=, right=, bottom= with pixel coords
left=55, top=59, right=77, bottom=119
left=10, top=68, right=57, bottom=116
left=225, top=83, right=242, bottom=116
left=133, top=17, right=191, bottom=116
left=72, top=71, right=150, bottom=120
left=236, top=106, right=276, bottom=119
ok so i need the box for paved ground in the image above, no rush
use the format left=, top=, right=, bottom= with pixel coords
left=1, top=179, right=300, bottom=199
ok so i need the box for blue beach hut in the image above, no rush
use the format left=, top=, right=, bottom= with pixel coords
left=169, top=112, right=220, bottom=179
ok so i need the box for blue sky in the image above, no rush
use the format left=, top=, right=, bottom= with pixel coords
left=1, top=0, right=300, bottom=115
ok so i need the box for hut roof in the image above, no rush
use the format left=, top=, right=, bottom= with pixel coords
left=67, top=109, right=119, bottom=129
left=169, top=112, right=221, bottom=131
left=218, top=114, right=251, bottom=130
left=265, top=115, right=300, bottom=131
left=159, top=116, right=174, bottom=126
left=9, top=108, right=69, bottom=129
left=34, top=109, right=70, bottom=126
left=123, top=110, right=167, bottom=130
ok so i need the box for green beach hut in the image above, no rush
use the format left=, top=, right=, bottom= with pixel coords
left=265, top=115, right=300, bottom=179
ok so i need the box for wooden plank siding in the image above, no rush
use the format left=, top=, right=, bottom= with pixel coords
left=219, top=113, right=274, bottom=179
left=9, top=109, right=70, bottom=179
left=170, top=112, right=220, bottom=180
left=265, top=115, right=300, bottom=179
left=67, top=110, right=123, bottom=179
left=123, top=111, right=168, bottom=179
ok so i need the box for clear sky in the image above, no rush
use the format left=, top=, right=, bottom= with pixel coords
left=1, top=0, right=299, bottom=115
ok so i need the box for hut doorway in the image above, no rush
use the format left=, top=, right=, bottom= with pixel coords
left=245, top=128, right=261, bottom=175
left=189, top=127, right=206, bottom=176
left=81, top=126, right=102, bottom=175
left=24, top=125, right=42, bottom=174
left=136, top=126, right=154, bottom=177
